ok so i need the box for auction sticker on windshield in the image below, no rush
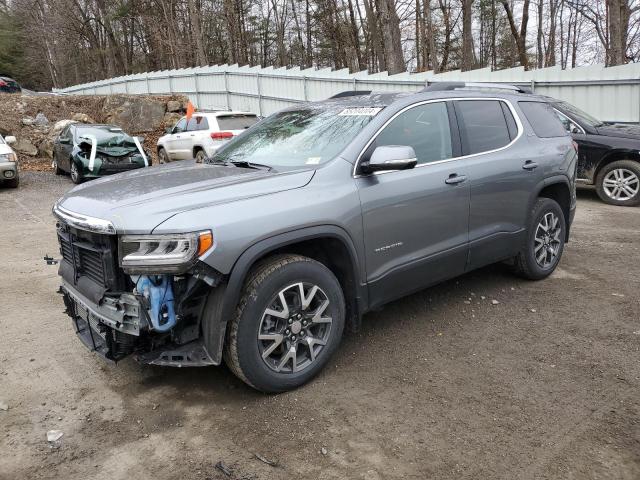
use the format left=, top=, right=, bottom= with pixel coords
left=337, top=108, right=383, bottom=116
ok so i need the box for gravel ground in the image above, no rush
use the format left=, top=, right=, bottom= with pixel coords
left=1, top=172, right=639, bottom=480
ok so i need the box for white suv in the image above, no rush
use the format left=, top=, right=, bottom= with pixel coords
left=157, top=111, right=259, bottom=163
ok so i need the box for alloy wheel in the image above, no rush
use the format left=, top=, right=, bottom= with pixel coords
left=602, top=168, right=639, bottom=201
left=258, top=282, right=332, bottom=374
left=534, top=212, right=562, bottom=268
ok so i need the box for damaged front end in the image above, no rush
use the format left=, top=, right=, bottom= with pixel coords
left=75, top=130, right=149, bottom=178
left=55, top=206, right=222, bottom=367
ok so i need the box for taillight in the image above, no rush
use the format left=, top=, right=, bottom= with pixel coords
left=211, top=131, right=234, bottom=140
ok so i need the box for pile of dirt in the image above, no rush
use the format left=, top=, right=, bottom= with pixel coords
left=0, top=93, right=189, bottom=171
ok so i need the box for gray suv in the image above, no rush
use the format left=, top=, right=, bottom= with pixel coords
left=53, top=84, right=577, bottom=392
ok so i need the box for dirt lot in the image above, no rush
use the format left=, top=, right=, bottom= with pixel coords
left=1, top=172, right=639, bottom=480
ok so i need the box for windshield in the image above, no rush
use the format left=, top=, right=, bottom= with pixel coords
left=556, top=101, right=603, bottom=128
left=76, top=126, right=137, bottom=148
left=211, top=106, right=379, bottom=169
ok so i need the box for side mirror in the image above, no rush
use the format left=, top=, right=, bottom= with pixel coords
left=5, top=136, right=16, bottom=144
left=570, top=124, right=581, bottom=134
left=361, top=145, right=417, bottom=174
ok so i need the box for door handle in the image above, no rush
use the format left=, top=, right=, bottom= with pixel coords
left=523, top=160, right=538, bottom=170
left=445, top=173, right=467, bottom=185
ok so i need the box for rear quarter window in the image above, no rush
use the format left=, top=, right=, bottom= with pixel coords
left=518, top=101, right=568, bottom=138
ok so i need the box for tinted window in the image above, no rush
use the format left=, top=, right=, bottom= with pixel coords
left=456, top=100, right=512, bottom=154
left=216, top=114, right=258, bottom=131
left=173, top=118, right=187, bottom=133
left=519, top=102, right=567, bottom=138
left=187, top=116, right=209, bottom=131
left=374, top=102, right=452, bottom=165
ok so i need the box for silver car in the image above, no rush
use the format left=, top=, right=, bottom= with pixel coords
left=53, top=84, right=577, bottom=392
left=0, top=134, right=19, bottom=188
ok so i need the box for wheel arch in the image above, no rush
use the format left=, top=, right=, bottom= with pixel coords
left=593, top=149, right=640, bottom=181
left=192, top=145, right=205, bottom=157
left=535, top=178, right=572, bottom=241
left=206, top=226, right=366, bottom=364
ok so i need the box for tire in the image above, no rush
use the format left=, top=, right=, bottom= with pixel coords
left=195, top=149, right=207, bottom=163
left=158, top=148, right=170, bottom=164
left=5, top=176, right=19, bottom=188
left=70, top=161, right=83, bottom=184
left=223, top=254, right=346, bottom=393
left=52, top=154, right=63, bottom=175
left=512, top=198, right=566, bottom=280
left=595, top=160, right=640, bottom=206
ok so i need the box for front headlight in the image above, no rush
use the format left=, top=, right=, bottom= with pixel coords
left=119, top=230, right=213, bottom=273
left=0, top=152, right=17, bottom=162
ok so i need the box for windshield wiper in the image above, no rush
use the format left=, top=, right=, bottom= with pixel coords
left=205, top=157, right=273, bottom=172
left=229, top=160, right=274, bottom=172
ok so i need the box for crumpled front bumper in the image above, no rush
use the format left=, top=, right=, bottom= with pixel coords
left=60, top=280, right=216, bottom=366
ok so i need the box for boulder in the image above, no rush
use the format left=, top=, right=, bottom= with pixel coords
left=163, top=113, right=182, bottom=129
left=103, top=96, right=166, bottom=133
left=35, top=113, right=49, bottom=126
left=166, top=100, right=183, bottom=113
left=38, top=137, right=55, bottom=158
left=22, top=117, right=34, bottom=126
left=72, top=113, right=95, bottom=123
left=52, top=119, right=77, bottom=135
left=13, top=138, right=38, bottom=156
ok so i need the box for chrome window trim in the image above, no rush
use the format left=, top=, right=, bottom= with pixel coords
left=352, top=97, right=524, bottom=178
left=53, top=202, right=116, bottom=235
left=553, top=108, right=586, bottom=135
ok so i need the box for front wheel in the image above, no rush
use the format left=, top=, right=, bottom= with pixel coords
left=52, top=154, right=63, bottom=175
left=596, top=160, right=640, bottom=206
left=70, top=161, right=83, bottom=184
left=195, top=150, right=207, bottom=163
left=223, top=255, right=345, bottom=393
left=512, top=198, right=566, bottom=280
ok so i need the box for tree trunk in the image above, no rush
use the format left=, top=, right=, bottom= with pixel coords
left=376, top=0, right=405, bottom=73
left=461, top=0, right=474, bottom=71
left=501, top=0, right=530, bottom=69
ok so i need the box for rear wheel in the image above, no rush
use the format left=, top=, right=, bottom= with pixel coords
left=596, top=160, right=640, bottom=206
left=158, top=148, right=170, bottom=164
left=512, top=197, right=565, bottom=280
left=223, top=254, right=345, bottom=393
left=70, top=161, right=83, bottom=184
left=52, top=153, right=63, bottom=175
left=195, top=149, right=207, bottom=163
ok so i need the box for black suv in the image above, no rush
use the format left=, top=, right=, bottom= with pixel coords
left=551, top=99, right=640, bottom=206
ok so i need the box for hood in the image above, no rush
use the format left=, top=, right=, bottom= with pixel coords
left=596, top=123, right=640, bottom=140
left=57, top=160, right=315, bottom=233
left=0, top=144, right=14, bottom=156
left=78, top=138, right=139, bottom=157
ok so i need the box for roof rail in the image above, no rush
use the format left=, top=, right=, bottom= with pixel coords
left=421, top=82, right=532, bottom=94
left=329, top=90, right=372, bottom=99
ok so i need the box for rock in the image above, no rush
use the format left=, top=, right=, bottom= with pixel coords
left=34, top=112, right=49, bottom=126
left=491, top=299, right=500, bottom=305
left=0, top=401, right=8, bottom=411
left=52, top=119, right=77, bottom=135
left=38, top=137, right=55, bottom=159
left=163, top=112, right=182, bottom=128
left=166, top=100, right=183, bottom=112
left=13, top=138, right=38, bottom=156
left=321, top=447, right=328, bottom=455
left=22, top=117, right=34, bottom=126
left=72, top=113, right=95, bottom=123
left=103, top=96, right=166, bottom=133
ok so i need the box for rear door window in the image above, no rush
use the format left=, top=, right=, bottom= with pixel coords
left=187, top=116, right=209, bottom=131
left=216, top=114, right=258, bottom=131
left=455, top=100, right=513, bottom=155
left=519, top=101, right=567, bottom=138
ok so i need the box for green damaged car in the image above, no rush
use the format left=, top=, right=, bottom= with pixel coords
left=52, top=124, right=151, bottom=184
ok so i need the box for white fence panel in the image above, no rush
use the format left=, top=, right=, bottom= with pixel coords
left=54, top=63, right=640, bottom=122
